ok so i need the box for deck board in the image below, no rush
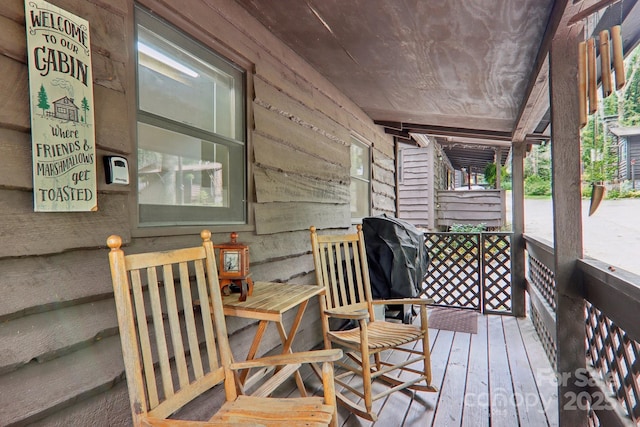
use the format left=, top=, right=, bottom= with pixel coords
left=293, top=312, right=557, bottom=426
left=373, top=340, right=421, bottom=426
left=395, top=328, right=454, bottom=426
left=460, top=314, right=489, bottom=427
left=488, top=315, right=520, bottom=426
left=517, top=316, right=559, bottom=427
left=503, top=316, right=551, bottom=426
left=432, top=332, right=471, bottom=425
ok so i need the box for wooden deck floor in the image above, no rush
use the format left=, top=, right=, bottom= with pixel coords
left=298, top=313, right=558, bottom=427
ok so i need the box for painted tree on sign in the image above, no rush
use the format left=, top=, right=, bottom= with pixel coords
left=37, top=84, right=50, bottom=116
left=81, top=96, right=90, bottom=124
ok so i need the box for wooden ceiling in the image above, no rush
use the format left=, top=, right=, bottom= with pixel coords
left=235, top=0, right=640, bottom=170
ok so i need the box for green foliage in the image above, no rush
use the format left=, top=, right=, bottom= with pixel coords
left=623, top=52, right=640, bottom=125
left=484, top=163, right=497, bottom=187
left=606, top=188, right=640, bottom=199
left=582, top=183, right=640, bottom=199
left=607, top=187, right=620, bottom=198
left=581, top=115, right=617, bottom=184
left=483, top=163, right=510, bottom=189
left=525, top=175, right=551, bottom=196
left=450, top=223, right=486, bottom=232
left=604, top=91, right=618, bottom=116
left=524, top=144, right=551, bottom=181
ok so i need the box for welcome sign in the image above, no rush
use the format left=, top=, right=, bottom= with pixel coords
left=25, top=0, right=97, bottom=212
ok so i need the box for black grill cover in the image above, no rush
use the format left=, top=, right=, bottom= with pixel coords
left=362, top=214, right=429, bottom=299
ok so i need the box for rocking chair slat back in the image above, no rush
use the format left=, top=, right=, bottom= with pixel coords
left=109, top=230, right=341, bottom=426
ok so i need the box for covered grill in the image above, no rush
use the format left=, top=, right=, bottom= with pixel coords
left=362, top=214, right=429, bottom=300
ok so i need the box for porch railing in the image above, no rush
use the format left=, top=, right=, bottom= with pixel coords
left=524, top=234, right=640, bottom=426
left=422, top=232, right=513, bottom=314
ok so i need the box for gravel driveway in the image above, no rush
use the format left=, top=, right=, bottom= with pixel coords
left=522, top=197, right=640, bottom=276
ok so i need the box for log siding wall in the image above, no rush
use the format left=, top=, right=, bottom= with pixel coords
left=0, top=0, right=395, bottom=424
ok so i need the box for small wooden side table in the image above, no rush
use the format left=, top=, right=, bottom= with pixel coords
left=222, top=281, right=324, bottom=396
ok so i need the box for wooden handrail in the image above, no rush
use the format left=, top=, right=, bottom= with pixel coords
left=579, top=258, right=640, bottom=344
left=523, top=234, right=555, bottom=271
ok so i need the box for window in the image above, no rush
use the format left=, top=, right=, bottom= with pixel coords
left=135, top=8, right=246, bottom=227
left=350, top=137, right=371, bottom=220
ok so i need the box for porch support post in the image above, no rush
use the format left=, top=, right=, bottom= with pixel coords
left=495, top=148, right=502, bottom=190
left=510, top=141, right=526, bottom=317
left=549, top=23, right=586, bottom=426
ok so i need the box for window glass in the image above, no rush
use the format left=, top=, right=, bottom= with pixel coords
left=138, top=122, right=229, bottom=208
left=350, top=137, right=371, bottom=219
left=136, top=8, right=245, bottom=227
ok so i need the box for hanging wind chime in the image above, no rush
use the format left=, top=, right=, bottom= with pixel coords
left=578, top=8, right=626, bottom=215
left=578, top=26, right=626, bottom=127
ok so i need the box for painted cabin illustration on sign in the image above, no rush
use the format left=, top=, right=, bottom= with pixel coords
left=52, top=96, right=79, bottom=122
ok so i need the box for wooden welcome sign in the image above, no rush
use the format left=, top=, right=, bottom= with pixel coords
left=24, top=0, right=97, bottom=212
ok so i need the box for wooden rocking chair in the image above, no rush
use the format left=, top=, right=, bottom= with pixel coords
left=107, top=230, right=342, bottom=427
left=309, top=225, right=437, bottom=421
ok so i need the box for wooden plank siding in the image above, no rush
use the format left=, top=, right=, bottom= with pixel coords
left=398, top=146, right=432, bottom=227
left=623, top=135, right=640, bottom=180
left=397, top=140, right=454, bottom=231
left=436, top=189, right=505, bottom=229
left=0, top=0, right=395, bottom=425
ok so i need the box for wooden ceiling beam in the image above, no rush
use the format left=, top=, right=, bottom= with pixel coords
left=513, top=0, right=570, bottom=142
left=568, top=0, right=621, bottom=24
left=374, top=120, right=403, bottom=131
left=381, top=127, right=412, bottom=140
left=513, top=58, right=550, bottom=142
left=374, top=121, right=513, bottom=141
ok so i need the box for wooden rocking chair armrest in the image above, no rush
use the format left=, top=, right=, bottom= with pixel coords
left=324, top=307, right=370, bottom=320
left=372, top=297, right=435, bottom=306
left=230, top=349, right=343, bottom=371
left=142, top=417, right=245, bottom=426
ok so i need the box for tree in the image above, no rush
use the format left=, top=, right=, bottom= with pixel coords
left=524, top=143, right=552, bottom=196
left=81, top=96, right=90, bottom=124
left=620, top=49, right=640, bottom=125
left=581, top=116, right=607, bottom=182
left=484, top=162, right=510, bottom=189
left=525, top=143, right=551, bottom=181
left=37, top=84, right=50, bottom=116
left=604, top=91, right=618, bottom=116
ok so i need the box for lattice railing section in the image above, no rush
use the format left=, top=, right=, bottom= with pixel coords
left=482, top=233, right=511, bottom=313
left=423, top=232, right=513, bottom=312
left=530, top=302, right=557, bottom=368
left=525, top=244, right=557, bottom=369
left=528, top=254, right=556, bottom=310
left=585, top=302, right=640, bottom=425
left=423, top=233, right=481, bottom=309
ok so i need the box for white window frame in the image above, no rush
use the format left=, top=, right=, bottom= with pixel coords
left=350, top=136, right=371, bottom=221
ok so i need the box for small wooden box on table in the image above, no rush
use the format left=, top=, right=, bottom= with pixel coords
left=222, top=281, right=324, bottom=394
